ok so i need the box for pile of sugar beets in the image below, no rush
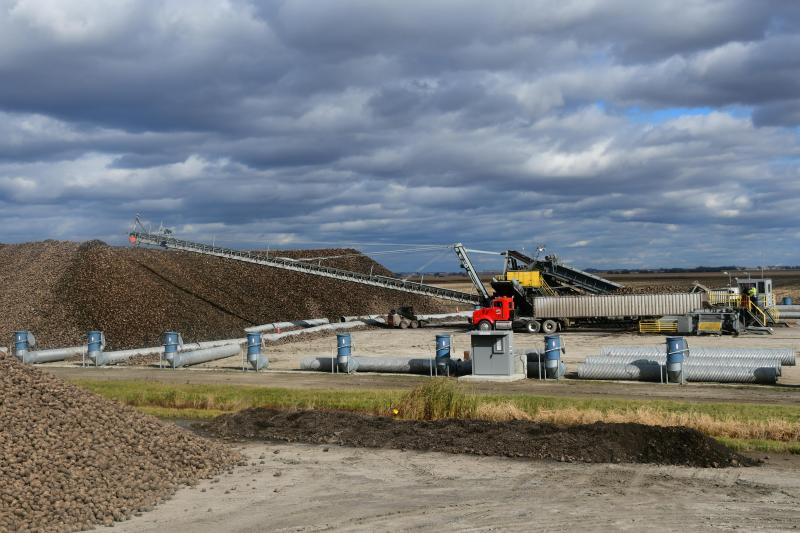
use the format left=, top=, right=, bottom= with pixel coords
left=0, top=352, right=241, bottom=532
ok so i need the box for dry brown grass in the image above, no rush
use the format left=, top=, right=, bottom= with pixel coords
left=475, top=402, right=533, bottom=422
left=529, top=406, right=799, bottom=442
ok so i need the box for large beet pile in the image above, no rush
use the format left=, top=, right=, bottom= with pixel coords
left=0, top=240, right=448, bottom=349
left=0, top=352, right=239, bottom=532
left=206, top=408, right=755, bottom=468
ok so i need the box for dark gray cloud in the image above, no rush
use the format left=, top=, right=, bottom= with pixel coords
left=0, top=0, right=798, bottom=271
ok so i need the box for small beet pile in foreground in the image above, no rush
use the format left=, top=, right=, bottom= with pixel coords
left=0, top=353, right=240, bottom=532
left=205, top=408, right=756, bottom=468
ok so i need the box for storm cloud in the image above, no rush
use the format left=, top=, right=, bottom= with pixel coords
left=0, top=0, right=798, bottom=271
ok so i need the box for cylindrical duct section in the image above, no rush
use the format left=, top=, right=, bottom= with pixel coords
left=577, top=362, right=663, bottom=381
left=578, top=362, right=779, bottom=384
left=170, top=343, right=241, bottom=368
left=246, top=332, right=267, bottom=370
left=666, top=336, right=686, bottom=384
left=300, top=356, right=471, bottom=376
left=584, top=356, right=782, bottom=375
left=435, top=334, right=452, bottom=376
left=336, top=333, right=355, bottom=373
left=87, top=330, right=105, bottom=366
left=162, top=331, right=182, bottom=366
left=13, top=331, right=31, bottom=362
left=24, top=346, right=85, bottom=364
left=600, top=346, right=795, bottom=366
left=544, top=334, right=563, bottom=379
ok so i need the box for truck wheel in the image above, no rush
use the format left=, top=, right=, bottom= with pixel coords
left=410, top=320, right=419, bottom=329
left=541, top=320, right=558, bottom=334
left=477, top=320, right=492, bottom=331
left=525, top=321, right=541, bottom=333
left=400, top=319, right=410, bottom=329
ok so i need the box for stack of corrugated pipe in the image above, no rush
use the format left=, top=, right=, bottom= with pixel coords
left=775, top=301, right=800, bottom=319
left=577, top=336, right=795, bottom=384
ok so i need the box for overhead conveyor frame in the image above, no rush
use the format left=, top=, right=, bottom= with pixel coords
left=129, top=231, right=483, bottom=306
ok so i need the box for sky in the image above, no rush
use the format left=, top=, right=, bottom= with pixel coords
left=1, top=1, right=799, bottom=273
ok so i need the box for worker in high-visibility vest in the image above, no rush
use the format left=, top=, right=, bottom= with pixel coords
left=747, top=287, right=758, bottom=308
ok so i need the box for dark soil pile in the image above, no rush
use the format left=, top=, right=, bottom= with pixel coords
left=0, top=352, right=240, bottom=532
left=205, top=408, right=756, bottom=468
left=0, top=240, right=448, bottom=349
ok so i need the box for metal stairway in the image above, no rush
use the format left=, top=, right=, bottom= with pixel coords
left=129, top=232, right=483, bottom=305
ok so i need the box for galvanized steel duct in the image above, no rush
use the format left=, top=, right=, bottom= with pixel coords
left=300, top=356, right=472, bottom=376
left=577, top=362, right=778, bottom=384
left=600, top=346, right=796, bottom=366
left=584, top=356, right=783, bottom=374
left=245, top=318, right=330, bottom=333
left=22, top=346, right=85, bottom=364
left=168, top=343, right=242, bottom=368
left=100, top=346, right=163, bottom=365
left=260, top=320, right=372, bottom=342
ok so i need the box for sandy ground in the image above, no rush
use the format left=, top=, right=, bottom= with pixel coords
left=45, top=321, right=800, bottom=382
left=40, top=322, right=800, bottom=406
left=94, top=440, right=800, bottom=533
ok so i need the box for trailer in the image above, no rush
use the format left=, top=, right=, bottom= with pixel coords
left=471, top=293, right=706, bottom=333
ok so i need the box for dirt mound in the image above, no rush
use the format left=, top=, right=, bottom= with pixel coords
left=0, top=352, right=239, bottom=532
left=205, top=408, right=755, bottom=468
left=0, top=241, right=448, bottom=349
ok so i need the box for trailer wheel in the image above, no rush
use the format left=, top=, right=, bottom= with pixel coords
left=410, top=320, right=419, bottom=329
left=541, top=320, right=558, bottom=334
left=400, top=319, right=410, bottom=329
left=477, top=320, right=492, bottom=331
left=525, top=321, right=541, bottom=333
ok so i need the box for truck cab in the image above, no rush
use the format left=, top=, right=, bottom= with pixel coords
left=472, top=297, right=515, bottom=331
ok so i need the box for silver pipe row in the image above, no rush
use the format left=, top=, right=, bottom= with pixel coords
left=584, top=356, right=782, bottom=374
left=19, top=346, right=85, bottom=364
left=577, top=362, right=778, bottom=384
left=300, top=356, right=472, bottom=376
left=600, top=346, right=795, bottom=366
left=167, top=343, right=242, bottom=368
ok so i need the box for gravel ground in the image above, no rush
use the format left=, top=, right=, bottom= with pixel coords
left=0, top=353, right=240, bottom=532
left=98, top=442, right=800, bottom=533
left=0, top=240, right=448, bottom=350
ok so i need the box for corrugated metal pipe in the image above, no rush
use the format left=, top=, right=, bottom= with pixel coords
left=245, top=318, right=330, bottom=333
left=299, top=356, right=472, bottom=376
left=23, top=346, right=85, bottom=364
left=577, top=362, right=778, bottom=384
left=600, top=346, right=796, bottom=366
left=100, top=346, right=163, bottom=366
left=168, top=343, right=242, bottom=369
left=583, top=356, right=782, bottom=375
left=261, top=320, right=369, bottom=342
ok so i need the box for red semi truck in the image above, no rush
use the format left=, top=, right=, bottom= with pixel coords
left=470, top=296, right=561, bottom=334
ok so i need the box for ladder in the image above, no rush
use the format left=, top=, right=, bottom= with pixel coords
left=129, top=232, right=483, bottom=305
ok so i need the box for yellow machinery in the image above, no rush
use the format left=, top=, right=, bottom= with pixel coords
left=503, top=270, right=543, bottom=287
left=502, top=270, right=558, bottom=296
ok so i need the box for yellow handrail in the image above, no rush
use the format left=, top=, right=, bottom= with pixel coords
left=742, top=298, right=768, bottom=325
left=539, top=277, right=557, bottom=297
